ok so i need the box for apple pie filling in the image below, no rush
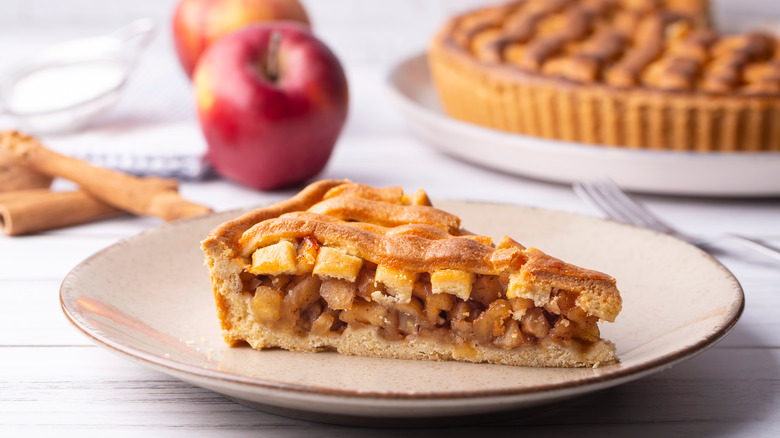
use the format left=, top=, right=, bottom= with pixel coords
left=239, top=236, right=603, bottom=358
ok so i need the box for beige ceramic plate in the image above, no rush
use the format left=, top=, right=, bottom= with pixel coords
left=386, top=53, right=780, bottom=197
left=60, top=201, right=743, bottom=425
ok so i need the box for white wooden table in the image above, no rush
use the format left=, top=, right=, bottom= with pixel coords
left=2, top=2, right=780, bottom=435
left=3, top=79, right=780, bottom=435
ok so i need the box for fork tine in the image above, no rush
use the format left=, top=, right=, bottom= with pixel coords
left=572, top=181, right=621, bottom=221
left=593, top=179, right=674, bottom=233
left=573, top=181, right=637, bottom=224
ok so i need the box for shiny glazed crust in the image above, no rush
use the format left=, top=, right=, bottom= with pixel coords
left=429, top=0, right=780, bottom=151
left=202, top=180, right=622, bottom=367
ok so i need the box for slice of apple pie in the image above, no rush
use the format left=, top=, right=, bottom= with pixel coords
left=202, top=180, right=622, bottom=367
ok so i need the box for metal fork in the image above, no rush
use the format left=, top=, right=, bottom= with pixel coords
left=573, top=179, right=780, bottom=263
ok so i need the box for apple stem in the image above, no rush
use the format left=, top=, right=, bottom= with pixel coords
left=267, top=31, right=282, bottom=82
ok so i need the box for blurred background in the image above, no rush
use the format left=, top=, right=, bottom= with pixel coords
left=0, top=0, right=777, bottom=179
left=0, top=0, right=508, bottom=132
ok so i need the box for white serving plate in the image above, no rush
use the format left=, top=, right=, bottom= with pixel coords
left=386, top=53, right=780, bottom=197
left=60, top=202, right=743, bottom=425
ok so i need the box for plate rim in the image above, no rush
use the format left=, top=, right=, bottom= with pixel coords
left=60, top=203, right=745, bottom=402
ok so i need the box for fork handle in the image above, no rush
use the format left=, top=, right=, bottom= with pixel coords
left=723, top=234, right=780, bottom=263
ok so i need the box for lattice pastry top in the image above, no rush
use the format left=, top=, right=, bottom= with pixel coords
left=443, top=0, right=780, bottom=94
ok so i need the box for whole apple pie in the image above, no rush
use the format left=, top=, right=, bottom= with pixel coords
left=429, top=0, right=780, bottom=151
left=202, top=180, right=622, bottom=367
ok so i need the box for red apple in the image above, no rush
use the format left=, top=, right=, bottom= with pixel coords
left=194, top=23, right=349, bottom=190
left=172, top=0, right=311, bottom=77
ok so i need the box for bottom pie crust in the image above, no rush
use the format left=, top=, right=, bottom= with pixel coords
left=233, top=321, right=617, bottom=369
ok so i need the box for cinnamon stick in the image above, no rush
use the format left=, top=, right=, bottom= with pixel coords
left=0, top=131, right=211, bottom=221
left=0, top=189, right=122, bottom=236
left=0, top=188, right=51, bottom=203
left=0, top=150, right=53, bottom=192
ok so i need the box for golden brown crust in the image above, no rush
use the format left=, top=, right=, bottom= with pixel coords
left=521, top=248, right=621, bottom=321
left=429, top=0, right=780, bottom=151
left=204, top=179, right=350, bottom=252
left=308, top=195, right=461, bottom=233
left=239, top=214, right=523, bottom=273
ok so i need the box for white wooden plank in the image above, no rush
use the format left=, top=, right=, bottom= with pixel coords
left=1, top=346, right=778, bottom=435
left=718, top=279, right=780, bottom=349
left=0, top=235, right=120, bottom=280
left=0, top=280, right=90, bottom=346
left=4, top=423, right=779, bottom=438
